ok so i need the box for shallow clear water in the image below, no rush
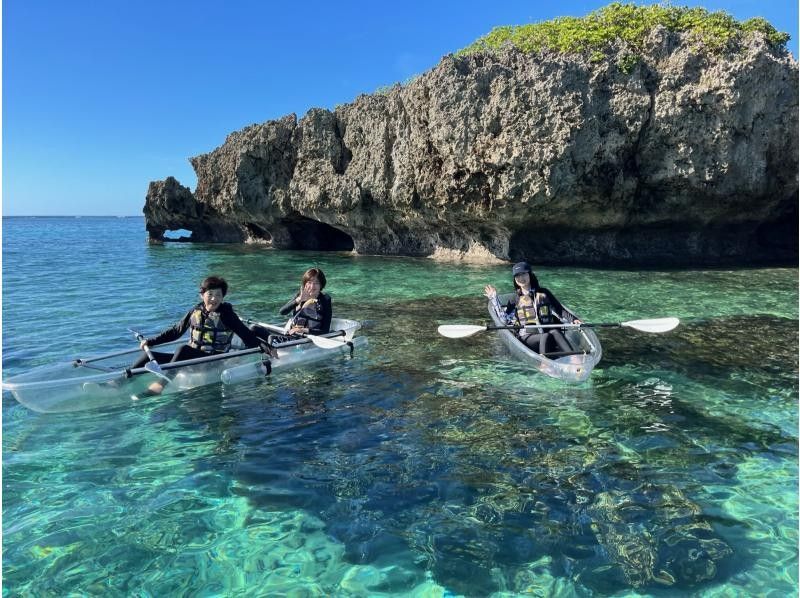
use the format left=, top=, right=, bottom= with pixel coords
left=3, top=217, right=797, bottom=596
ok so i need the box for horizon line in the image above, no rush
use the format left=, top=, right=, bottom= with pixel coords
left=3, top=214, right=144, bottom=218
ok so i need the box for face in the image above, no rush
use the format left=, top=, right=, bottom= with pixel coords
left=200, top=288, right=225, bottom=311
left=303, top=276, right=321, bottom=298
left=514, top=272, right=531, bottom=289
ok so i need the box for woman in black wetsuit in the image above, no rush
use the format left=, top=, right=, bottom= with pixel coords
left=484, top=262, right=580, bottom=356
left=254, top=267, right=332, bottom=348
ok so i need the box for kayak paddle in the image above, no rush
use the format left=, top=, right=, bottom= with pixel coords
left=128, top=329, right=171, bottom=382
left=437, top=317, right=680, bottom=339
left=304, top=333, right=350, bottom=349
left=244, top=319, right=351, bottom=351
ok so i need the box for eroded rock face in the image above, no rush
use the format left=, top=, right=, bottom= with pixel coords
left=144, top=29, right=798, bottom=265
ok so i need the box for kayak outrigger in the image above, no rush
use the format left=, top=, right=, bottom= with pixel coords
left=2, top=318, right=366, bottom=413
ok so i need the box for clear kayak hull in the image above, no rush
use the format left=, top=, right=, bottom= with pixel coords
left=2, top=318, right=364, bottom=413
left=221, top=336, right=367, bottom=385
left=489, top=294, right=602, bottom=383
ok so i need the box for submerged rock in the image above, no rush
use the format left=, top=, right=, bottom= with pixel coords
left=144, top=27, right=797, bottom=266
left=584, top=484, right=733, bottom=590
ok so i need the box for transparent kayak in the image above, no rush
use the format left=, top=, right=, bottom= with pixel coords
left=489, top=294, right=602, bottom=383
left=2, top=318, right=365, bottom=413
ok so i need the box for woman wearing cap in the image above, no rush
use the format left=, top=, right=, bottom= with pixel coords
left=483, top=262, right=580, bottom=356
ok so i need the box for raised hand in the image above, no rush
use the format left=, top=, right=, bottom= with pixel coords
left=298, top=283, right=312, bottom=303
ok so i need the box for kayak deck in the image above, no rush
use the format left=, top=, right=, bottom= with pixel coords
left=488, top=294, right=602, bottom=383
left=2, top=318, right=365, bottom=413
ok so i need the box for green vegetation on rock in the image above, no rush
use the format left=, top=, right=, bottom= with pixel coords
left=457, top=2, right=790, bottom=61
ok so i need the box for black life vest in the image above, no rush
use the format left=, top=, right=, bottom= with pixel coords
left=291, top=294, right=327, bottom=333
left=188, top=305, right=234, bottom=353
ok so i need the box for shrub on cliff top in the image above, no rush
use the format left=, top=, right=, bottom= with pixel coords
left=457, top=2, right=790, bottom=58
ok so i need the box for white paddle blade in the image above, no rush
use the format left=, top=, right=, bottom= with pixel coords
left=437, top=324, right=487, bottom=339
left=307, top=335, right=347, bottom=349
left=622, top=317, right=680, bottom=333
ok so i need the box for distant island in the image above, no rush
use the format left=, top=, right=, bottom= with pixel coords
left=144, top=3, right=798, bottom=266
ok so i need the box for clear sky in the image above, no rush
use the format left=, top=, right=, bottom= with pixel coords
left=4, top=0, right=797, bottom=216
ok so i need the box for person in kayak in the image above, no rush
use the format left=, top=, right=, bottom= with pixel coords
left=483, top=262, right=580, bottom=356
left=253, top=267, right=332, bottom=349
left=132, top=276, right=268, bottom=397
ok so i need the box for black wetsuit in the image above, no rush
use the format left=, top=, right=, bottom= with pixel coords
left=253, top=293, right=332, bottom=346
left=132, top=302, right=263, bottom=368
left=501, top=288, right=575, bottom=356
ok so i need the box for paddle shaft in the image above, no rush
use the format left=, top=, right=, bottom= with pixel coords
left=487, top=323, right=619, bottom=331
left=247, top=319, right=344, bottom=336
left=141, top=343, right=159, bottom=362
left=438, top=316, right=678, bottom=339
left=285, top=331, right=346, bottom=348
left=246, top=319, right=348, bottom=345
left=129, top=329, right=159, bottom=360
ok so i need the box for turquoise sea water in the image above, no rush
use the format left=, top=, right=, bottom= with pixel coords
left=3, top=216, right=797, bottom=596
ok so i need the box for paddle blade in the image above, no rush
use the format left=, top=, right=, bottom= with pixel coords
left=621, top=317, right=680, bottom=333
left=437, top=324, right=487, bottom=339
left=307, top=335, right=347, bottom=349
left=144, top=360, right=171, bottom=382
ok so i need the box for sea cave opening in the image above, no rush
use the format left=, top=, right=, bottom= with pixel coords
left=282, top=216, right=354, bottom=251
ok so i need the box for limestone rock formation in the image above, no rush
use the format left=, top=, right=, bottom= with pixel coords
left=144, top=28, right=798, bottom=266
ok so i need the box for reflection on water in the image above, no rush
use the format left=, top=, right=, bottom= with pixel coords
left=3, top=218, right=798, bottom=595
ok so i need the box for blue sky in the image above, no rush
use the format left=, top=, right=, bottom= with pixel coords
left=4, top=0, right=797, bottom=216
